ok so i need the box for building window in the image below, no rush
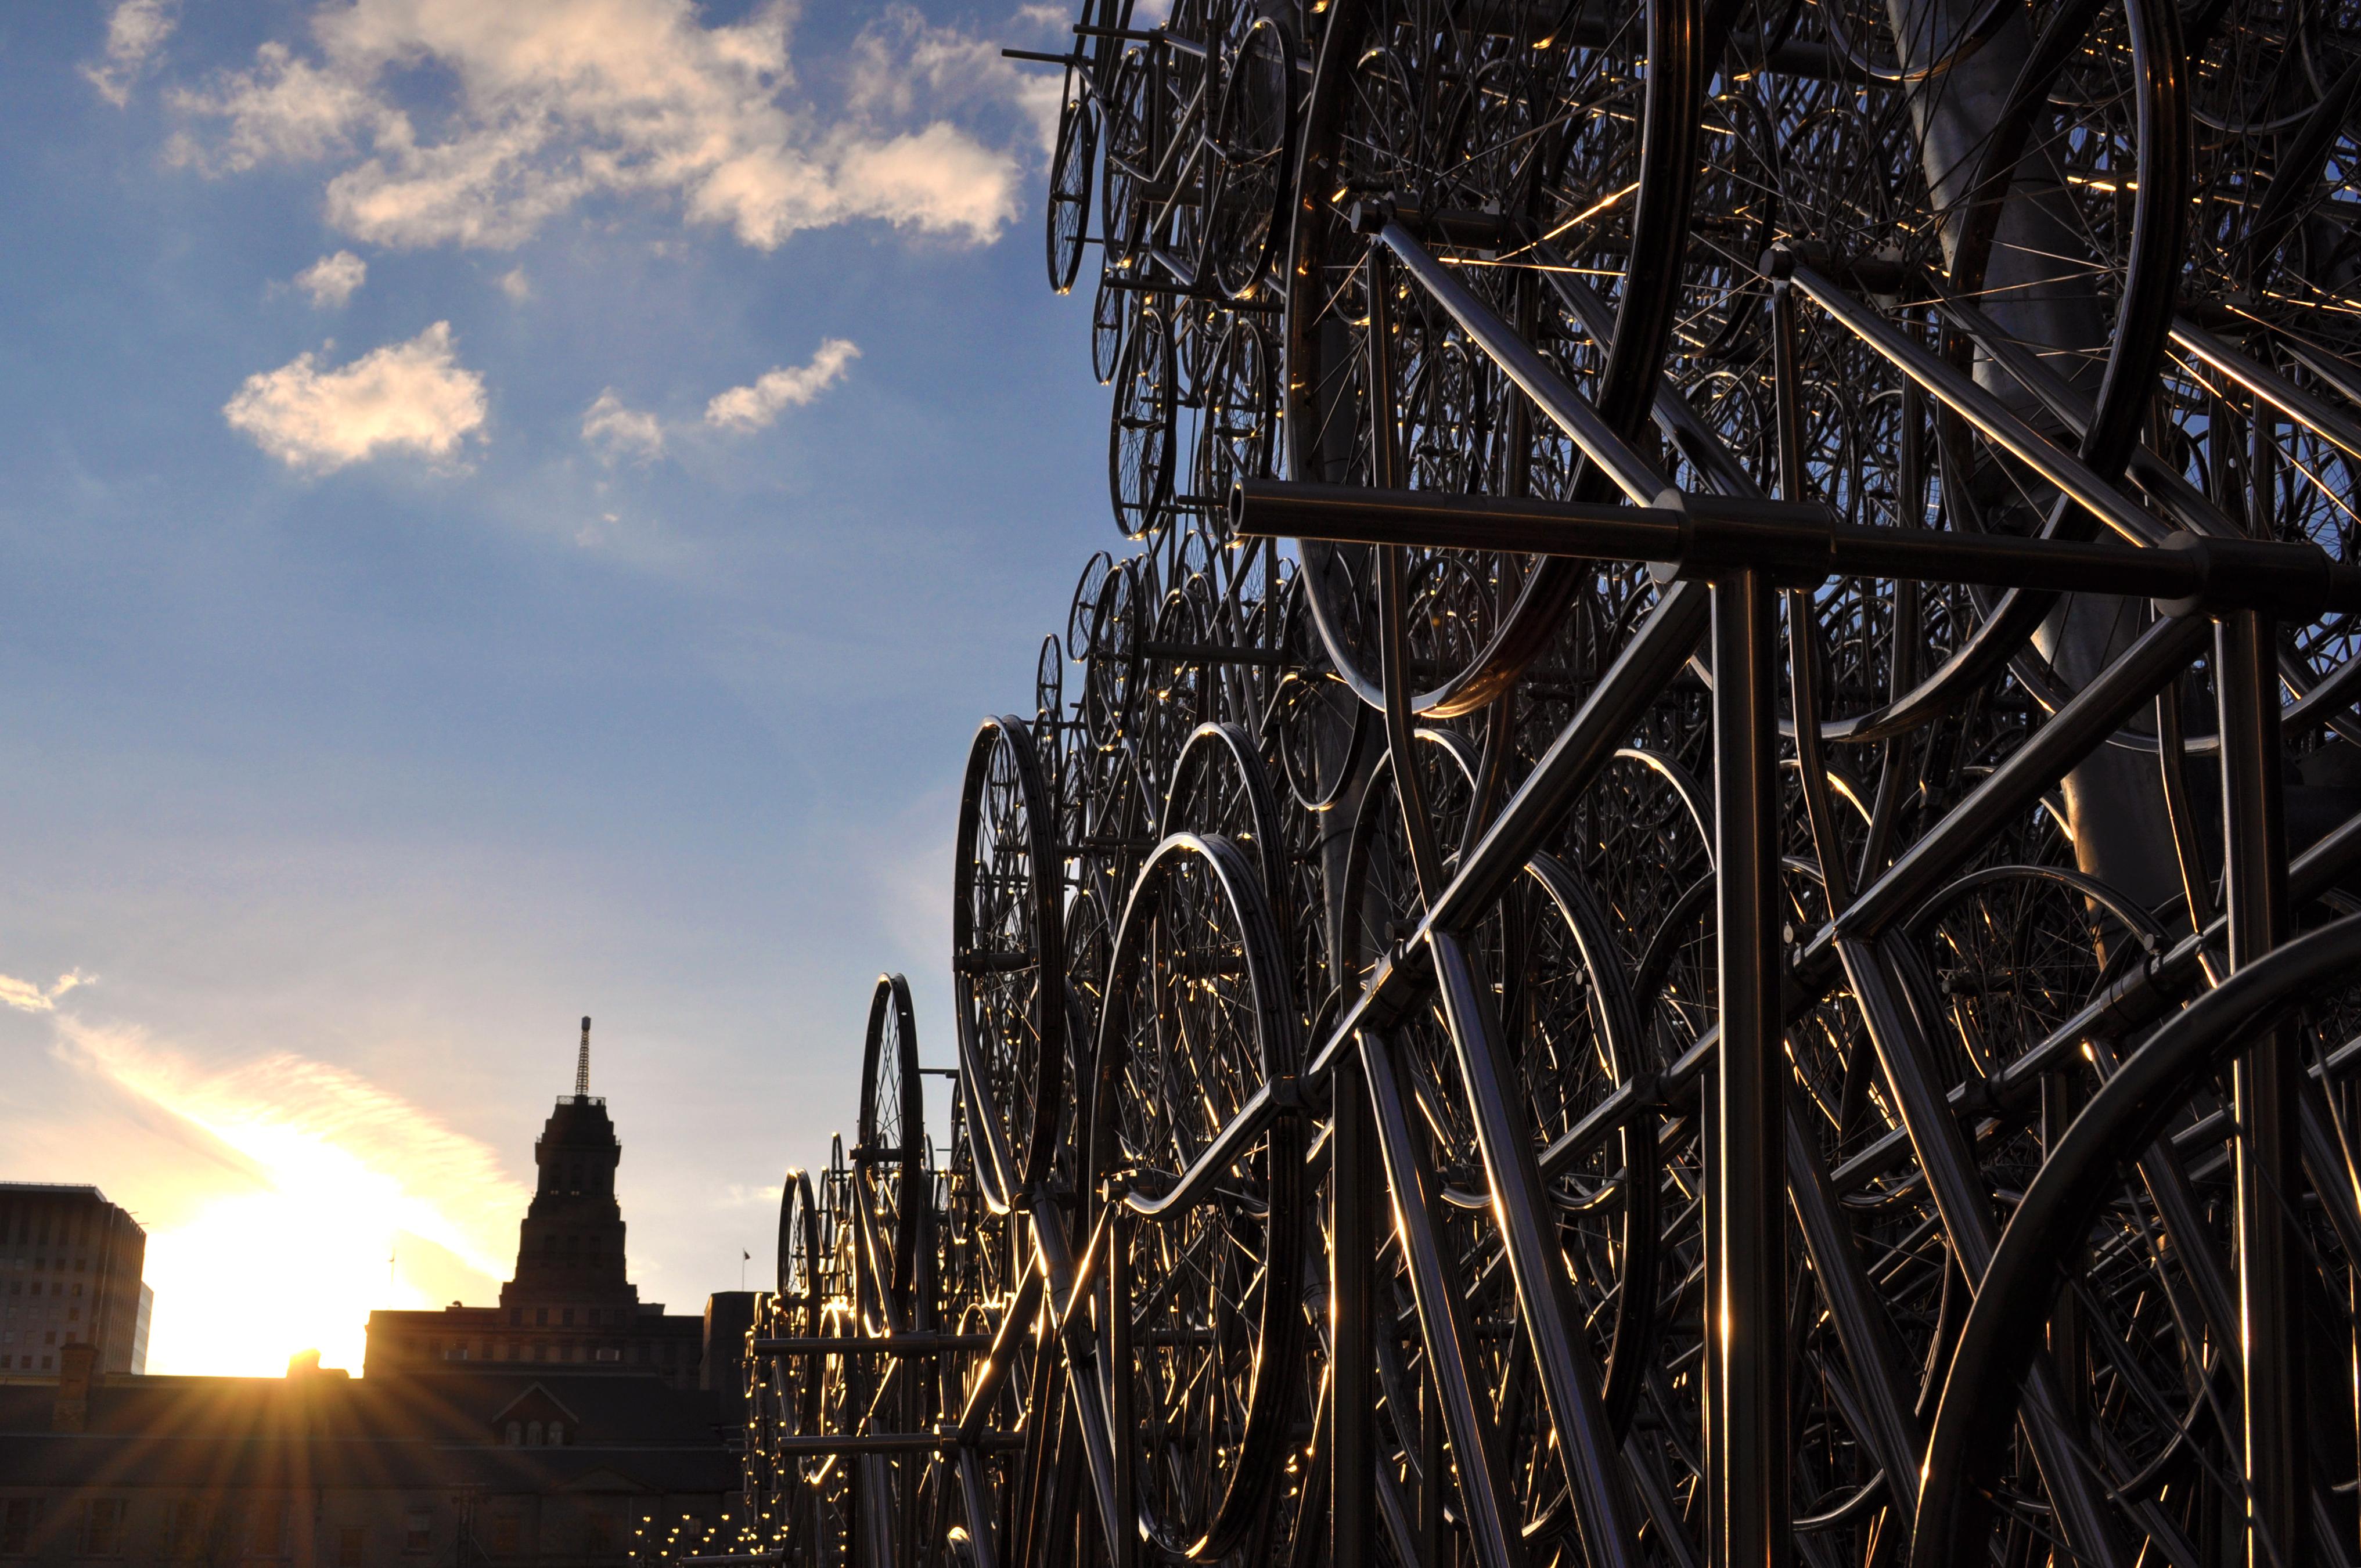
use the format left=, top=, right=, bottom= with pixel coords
left=404, top=1510, right=432, bottom=1556
left=509, top=1307, right=522, bottom=1327
left=83, top=1498, right=124, bottom=1558
left=535, top=1307, right=548, bottom=1327
left=490, top=1517, right=520, bottom=1558
left=547, top=1421, right=564, bottom=1446
left=3, top=1498, right=42, bottom=1556
left=585, top=1515, right=613, bottom=1556
left=562, top=1307, right=574, bottom=1327
left=339, top=1528, right=366, bottom=1568
left=527, top=1421, right=544, bottom=1446
left=506, top=1421, right=521, bottom=1446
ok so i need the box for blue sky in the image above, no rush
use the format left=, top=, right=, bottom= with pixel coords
left=0, top=0, right=1110, bottom=1375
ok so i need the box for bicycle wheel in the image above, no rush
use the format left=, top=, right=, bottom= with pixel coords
left=1090, top=830, right=1307, bottom=1560
left=953, top=717, right=1068, bottom=1206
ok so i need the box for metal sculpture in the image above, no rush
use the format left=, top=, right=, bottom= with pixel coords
left=691, top=1, right=2361, bottom=1565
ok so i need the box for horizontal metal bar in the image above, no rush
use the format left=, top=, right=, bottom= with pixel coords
left=751, top=1334, right=994, bottom=1356
left=768, top=1432, right=1027, bottom=1455
left=1235, top=479, right=2361, bottom=615
left=1235, top=479, right=1683, bottom=556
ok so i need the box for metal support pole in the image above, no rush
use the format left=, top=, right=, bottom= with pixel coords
left=1708, top=566, right=1788, bottom=1568
left=1366, top=241, right=1445, bottom=908
left=1329, top=1054, right=1378, bottom=1568
left=2219, top=604, right=2303, bottom=1568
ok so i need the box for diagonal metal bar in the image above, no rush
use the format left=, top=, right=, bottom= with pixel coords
left=1375, top=219, right=1669, bottom=506
left=1788, top=264, right=2170, bottom=546
left=1429, top=928, right=1646, bottom=1568
left=1360, top=1026, right=1525, bottom=1568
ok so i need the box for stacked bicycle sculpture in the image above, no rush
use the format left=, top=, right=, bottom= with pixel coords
left=711, top=0, right=2361, bottom=1565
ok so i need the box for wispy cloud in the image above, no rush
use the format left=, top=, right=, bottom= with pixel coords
left=163, top=1, right=1048, bottom=251
left=582, top=389, right=666, bottom=466
left=60, top=1023, right=526, bottom=1276
left=0, top=969, right=93, bottom=1015
left=291, top=250, right=366, bottom=308
left=84, top=0, right=179, bottom=107
left=706, top=339, right=861, bottom=432
left=55, top=1021, right=530, bottom=1374
left=225, top=322, right=488, bottom=473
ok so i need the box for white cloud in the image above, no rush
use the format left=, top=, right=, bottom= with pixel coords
left=224, top=322, right=488, bottom=473
left=292, top=249, right=367, bottom=308
left=167, top=1, right=1042, bottom=252
left=847, top=6, right=1064, bottom=153
left=496, top=266, right=531, bottom=302
left=706, top=338, right=860, bottom=431
left=84, top=0, right=179, bottom=106
left=0, top=969, right=93, bottom=1015
left=582, top=389, right=666, bottom=465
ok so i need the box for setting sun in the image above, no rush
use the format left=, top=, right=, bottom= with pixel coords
left=54, top=1022, right=524, bottom=1376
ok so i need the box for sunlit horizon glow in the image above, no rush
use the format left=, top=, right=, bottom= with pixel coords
left=56, top=1022, right=530, bottom=1377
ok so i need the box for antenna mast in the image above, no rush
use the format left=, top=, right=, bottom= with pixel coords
left=575, top=1016, right=591, bottom=1098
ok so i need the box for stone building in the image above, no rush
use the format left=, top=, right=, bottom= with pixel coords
left=0, top=1183, right=152, bottom=1378
left=0, top=1347, right=739, bottom=1568
left=363, top=1023, right=708, bottom=1388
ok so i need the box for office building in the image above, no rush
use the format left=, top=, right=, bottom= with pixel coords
left=0, top=1184, right=149, bottom=1379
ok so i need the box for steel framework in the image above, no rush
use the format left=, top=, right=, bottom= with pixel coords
left=686, top=1, right=2361, bottom=1565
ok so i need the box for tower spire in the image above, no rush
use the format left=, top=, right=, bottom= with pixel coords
left=575, top=1016, right=591, bottom=1098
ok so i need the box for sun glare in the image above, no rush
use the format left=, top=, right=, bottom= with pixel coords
left=60, top=1025, right=522, bottom=1378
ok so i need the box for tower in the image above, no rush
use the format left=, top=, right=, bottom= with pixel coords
left=498, top=1018, right=639, bottom=1313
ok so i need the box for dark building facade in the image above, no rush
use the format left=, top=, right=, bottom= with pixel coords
left=363, top=1024, right=708, bottom=1389
left=0, top=1184, right=150, bottom=1379
left=0, top=1347, right=737, bottom=1568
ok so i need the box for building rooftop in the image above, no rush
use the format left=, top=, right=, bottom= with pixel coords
left=0, top=1182, right=117, bottom=1206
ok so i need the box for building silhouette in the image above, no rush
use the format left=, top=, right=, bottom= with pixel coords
left=0, top=1019, right=754, bottom=1568
left=0, top=1184, right=151, bottom=1379
left=363, top=1021, right=714, bottom=1389
left=0, top=1348, right=738, bottom=1568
